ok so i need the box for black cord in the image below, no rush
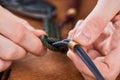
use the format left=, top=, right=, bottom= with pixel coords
left=74, top=45, right=104, bottom=80
left=40, top=35, right=68, bottom=53
left=53, top=40, right=104, bottom=80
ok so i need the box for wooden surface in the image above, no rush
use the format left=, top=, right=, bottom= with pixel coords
left=7, top=0, right=120, bottom=80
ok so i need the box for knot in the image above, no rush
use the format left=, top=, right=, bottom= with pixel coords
left=40, top=35, right=68, bottom=53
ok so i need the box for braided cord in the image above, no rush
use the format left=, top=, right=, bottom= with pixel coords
left=40, top=35, right=68, bottom=53
left=40, top=18, right=68, bottom=53
left=40, top=35, right=59, bottom=51
left=43, top=18, right=60, bottom=40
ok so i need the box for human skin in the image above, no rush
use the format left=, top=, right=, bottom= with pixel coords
left=68, top=20, right=120, bottom=80
left=67, top=0, right=120, bottom=80
left=0, top=6, right=47, bottom=71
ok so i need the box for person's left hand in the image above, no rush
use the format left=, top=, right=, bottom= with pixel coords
left=0, top=6, right=47, bottom=71
left=67, top=17, right=120, bottom=80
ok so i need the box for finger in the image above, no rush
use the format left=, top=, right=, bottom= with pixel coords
left=73, top=0, right=120, bottom=46
left=0, top=19, right=46, bottom=56
left=13, top=20, right=47, bottom=55
left=67, top=50, right=95, bottom=78
left=0, top=5, right=36, bottom=32
left=0, top=59, right=12, bottom=72
left=93, top=22, right=115, bottom=55
left=67, top=47, right=101, bottom=63
left=16, top=18, right=47, bottom=55
left=87, top=49, right=101, bottom=60
left=0, top=6, right=47, bottom=56
left=93, top=47, right=120, bottom=80
left=73, top=20, right=83, bottom=30
left=16, top=19, right=46, bottom=36
left=67, top=49, right=104, bottom=79
left=31, top=29, right=46, bottom=37
left=67, top=47, right=120, bottom=79
left=0, top=35, right=26, bottom=60
left=68, top=20, right=83, bottom=39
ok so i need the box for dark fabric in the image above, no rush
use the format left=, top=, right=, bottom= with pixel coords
left=0, top=0, right=55, bottom=19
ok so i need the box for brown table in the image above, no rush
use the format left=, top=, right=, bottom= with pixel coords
left=6, top=0, right=120, bottom=80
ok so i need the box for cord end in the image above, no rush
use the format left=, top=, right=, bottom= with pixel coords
left=68, top=41, right=78, bottom=50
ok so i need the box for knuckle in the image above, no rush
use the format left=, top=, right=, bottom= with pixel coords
left=68, top=30, right=74, bottom=36
left=74, top=20, right=83, bottom=29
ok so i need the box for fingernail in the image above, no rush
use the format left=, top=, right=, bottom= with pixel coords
left=75, top=31, right=91, bottom=44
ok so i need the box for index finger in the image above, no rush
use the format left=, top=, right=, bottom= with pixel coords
left=0, top=18, right=46, bottom=56
left=73, top=0, right=120, bottom=46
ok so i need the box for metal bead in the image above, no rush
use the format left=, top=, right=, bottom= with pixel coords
left=68, top=40, right=78, bottom=50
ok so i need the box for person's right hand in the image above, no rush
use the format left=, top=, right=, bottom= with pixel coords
left=0, top=6, right=47, bottom=71
left=68, top=0, right=120, bottom=46
left=67, top=0, right=120, bottom=79
left=68, top=20, right=120, bottom=80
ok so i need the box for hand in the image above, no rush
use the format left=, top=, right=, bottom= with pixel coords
left=67, top=0, right=120, bottom=79
left=0, top=6, right=47, bottom=71
left=68, top=0, right=120, bottom=46
left=67, top=14, right=120, bottom=80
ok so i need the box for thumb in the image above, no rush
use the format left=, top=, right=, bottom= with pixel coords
left=74, top=0, right=120, bottom=46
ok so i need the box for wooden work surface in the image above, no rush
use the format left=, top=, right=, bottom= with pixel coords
left=7, top=0, right=120, bottom=80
